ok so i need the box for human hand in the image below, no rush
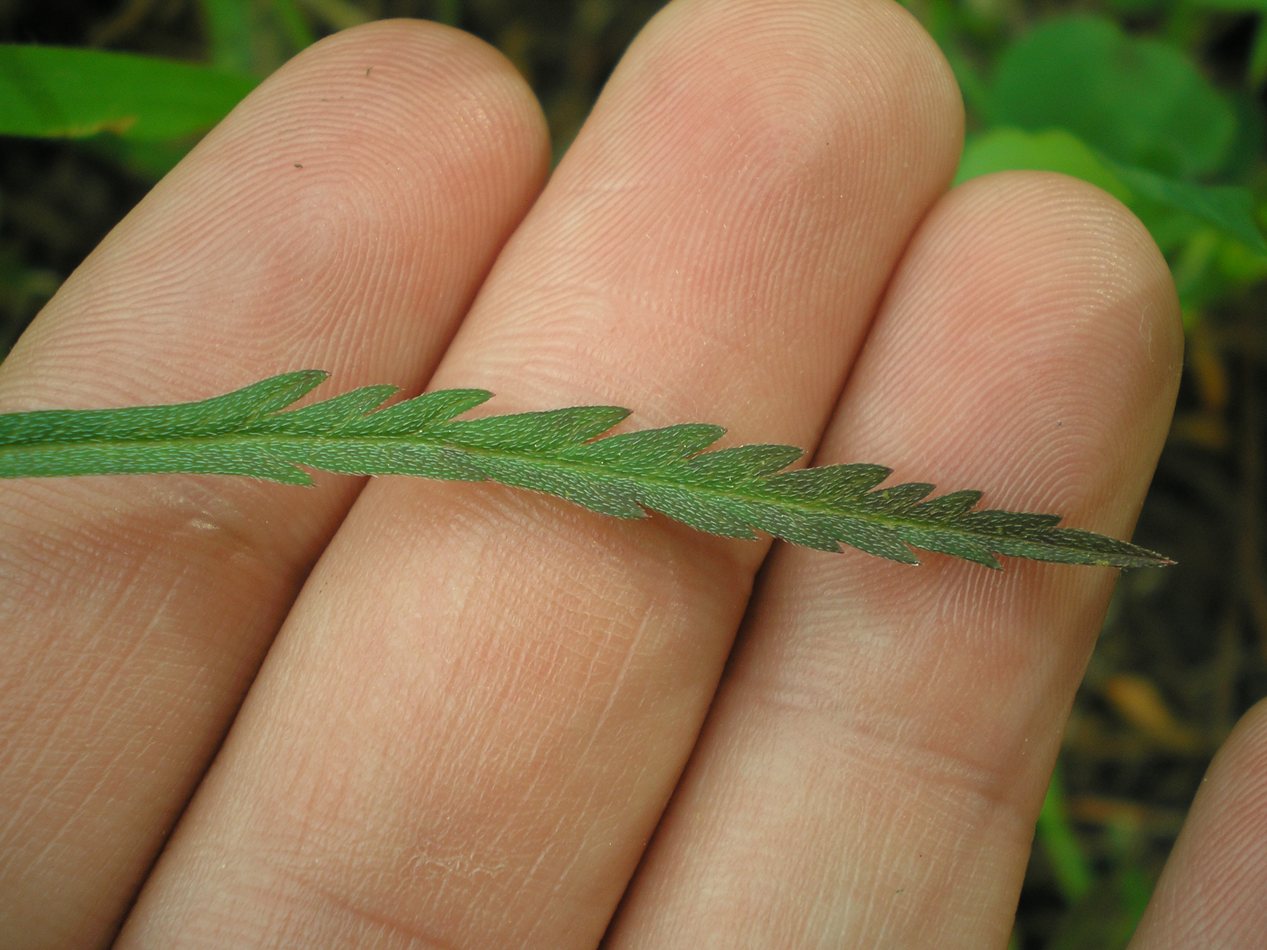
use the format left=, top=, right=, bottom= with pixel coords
left=2, top=3, right=1263, bottom=946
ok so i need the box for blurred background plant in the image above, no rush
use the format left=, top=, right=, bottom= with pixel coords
left=1, top=1, right=1264, bottom=946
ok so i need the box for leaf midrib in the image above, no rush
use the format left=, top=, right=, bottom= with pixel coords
left=1, top=426, right=1022, bottom=543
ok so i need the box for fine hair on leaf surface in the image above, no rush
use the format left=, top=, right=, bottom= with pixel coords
left=0, top=371, right=1173, bottom=570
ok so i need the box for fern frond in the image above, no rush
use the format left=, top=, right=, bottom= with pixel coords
left=0, top=371, right=1171, bottom=569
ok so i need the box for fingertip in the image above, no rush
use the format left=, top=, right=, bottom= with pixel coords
left=849, top=169, right=1182, bottom=542
left=5, top=17, right=551, bottom=409
left=264, top=18, right=551, bottom=177
left=1132, top=700, right=1267, bottom=947
left=950, top=169, right=1183, bottom=388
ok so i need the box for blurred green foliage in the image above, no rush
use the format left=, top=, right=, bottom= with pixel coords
left=1, top=1, right=1265, bottom=947
left=994, top=16, right=1236, bottom=177
left=3, top=0, right=1263, bottom=330
left=0, top=45, right=258, bottom=139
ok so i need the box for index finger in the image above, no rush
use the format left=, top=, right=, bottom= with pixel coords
left=0, top=22, right=547, bottom=947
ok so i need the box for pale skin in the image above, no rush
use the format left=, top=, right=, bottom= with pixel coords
left=0, top=2, right=1264, bottom=946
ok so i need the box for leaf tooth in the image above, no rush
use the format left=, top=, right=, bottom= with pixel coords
left=744, top=504, right=843, bottom=551
left=434, top=406, right=631, bottom=452
left=466, top=456, right=646, bottom=519
left=344, top=388, right=492, bottom=435
left=638, top=484, right=759, bottom=539
left=193, top=370, right=331, bottom=433
left=685, top=444, right=803, bottom=481
left=0, top=370, right=332, bottom=445
left=565, top=423, right=724, bottom=469
left=913, top=489, right=983, bottom=520
left=245, top=385, right=399, bottom=434
left=895, top=526, right=1001, bottom=569
left=188, top=371, right=332, bottom=435
left=824, top=516, right=919, bottom=563
left=231, top=370, right=331, bottom=416
left=763, top=463, right=892, bottom=502
left=865, top=482, right=936, bottom=512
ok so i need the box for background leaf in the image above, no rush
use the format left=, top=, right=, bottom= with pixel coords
left=1107, top=161, right=1267, bottom=254
left=955, top=127, right=1132, bottom=201
left=199, top=0, right=318, bottom=75
left=0, top=44, right=257, bottom=140
left=990, top=15, right=1237, bottom=178
left=956, top=127, right=1267, bottom=254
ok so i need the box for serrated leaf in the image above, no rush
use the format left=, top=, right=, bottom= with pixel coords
left=566, top=424, right=724, bottom=469
left=0, top=370, right=327, bottom=445
left=866, top=483, right=937, bottom=512
left=431, top=406, right=631, bottom=452
left=685, top=444, right=804, bottom=480
left=0, top=372, right=1172, bottom=570
left=342, top=389, right=492, bottom=435
left=638, top=483, right=760, bottom=539
left=914, top=489, right=984, bottom=518
left=246, top=385, right=399, bottom=434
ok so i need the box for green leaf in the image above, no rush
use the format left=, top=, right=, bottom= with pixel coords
left=435, top=0, right=463, bottom=27
left=200, top=0, right=261, bottom=75
left=957, top=128, right=1267, bottom=255
left=0, top=372, right=1172, bottom=570
left=1252, top=17, right=1267, bottom=87
left=1188, top=0, right=1267, bottom=12
left=198, top=0, right=315, bottom=76
left=1106, top=161, right=1267, bottom=255
left=0, top=45, right=258, bottom=140
left=1037, top=765, right=1094, bottom=905
left=298, top=0, right=372, bottom=32
left=990, top=15, right=1237, bottom=178
left=955, top=128, right=1132, bottom=201
left=272, top=0, right=319, bottom=53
